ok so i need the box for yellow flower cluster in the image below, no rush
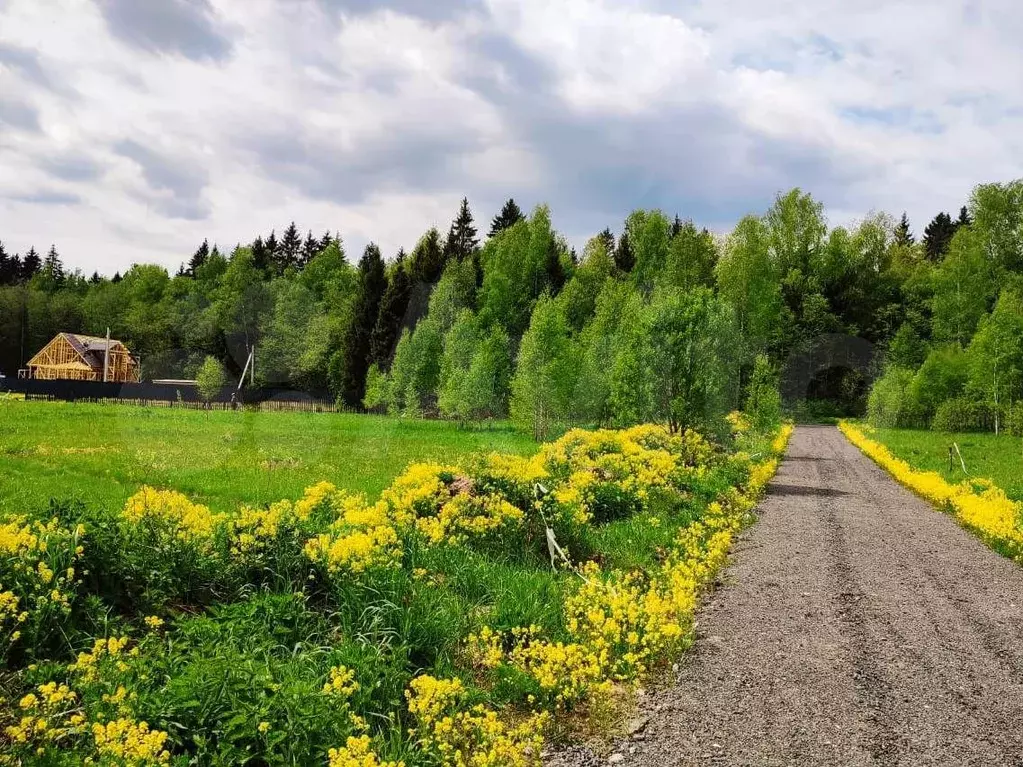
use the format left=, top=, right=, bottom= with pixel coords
left=303, top=493, right=402, bottom=576
left=323, top=665, right=359, bottom=698
left=327, top=735, right=404, bottom=767
left=0, top=515, right=84, bottom=655
left=726, top=410, right=752, bottom=436
left=419, top=493, right=524, bottom=546
left=231, top=500, right=299, bottom=556
left=69, top=635, right=132, bottom=683
left=406, top=675, right=548, bottom=767
left=122, top=486, right=224, bottom=547
left=4, top=681, right=81, bottom=749
left=379, top=463, right=460, bottom=527
left=92, top=718, right=170, bottom=765
left=468, top=428, right=787, bottom=715
left=839, top=422, right=1023, bottom=561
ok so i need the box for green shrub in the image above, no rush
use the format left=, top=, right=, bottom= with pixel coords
left=909, top=346, right=969, bottom=420
left=1008, top=402, right=1023, bottom=437
left=867, top=367, right=923, bottom=428
left=931, top=398, right=1000, bottom=433
left=745, top=354, right=781, bottom=432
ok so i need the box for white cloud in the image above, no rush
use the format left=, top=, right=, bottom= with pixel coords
left=0, top=0, right=1020, bottom=274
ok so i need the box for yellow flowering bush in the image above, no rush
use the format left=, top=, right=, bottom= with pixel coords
left=328, top=735, right=405, bottom=767
left=406, top=675, right=548, bottom=767
left=0, top=515, right=84, bottom=663
left=840, top=422, right=1023, bottom=561
left=303, top=493, right=402, bottom=576
left=122, top=486, right=225, bottom=548
left=91, top=718, right=170, bottom=765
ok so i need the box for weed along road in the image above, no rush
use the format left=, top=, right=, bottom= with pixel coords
left=550, top=425, right=1023, bottom=767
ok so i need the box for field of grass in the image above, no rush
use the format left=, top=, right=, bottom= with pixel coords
left=866, top=425, right=1023, bottom=501
left=0, top=400, right=789, bottom=766
left=0, top=400, right=537, bottom=516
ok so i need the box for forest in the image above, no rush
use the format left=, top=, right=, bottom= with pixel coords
left=2, top=180, right=1022, bottom=437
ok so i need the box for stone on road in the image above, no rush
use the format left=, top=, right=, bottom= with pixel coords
left=548, top=425, right=1023, bottom=767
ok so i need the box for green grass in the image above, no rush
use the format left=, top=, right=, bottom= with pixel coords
left=0, top=400, right=537, bottom=516
left=867, top=425, right=1023, bottom=501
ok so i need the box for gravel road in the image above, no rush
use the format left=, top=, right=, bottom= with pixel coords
left=548, top=425, right=1023, bottom=767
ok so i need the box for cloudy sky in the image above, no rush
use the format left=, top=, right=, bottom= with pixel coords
left=0, top=0, right=1020, bottom=275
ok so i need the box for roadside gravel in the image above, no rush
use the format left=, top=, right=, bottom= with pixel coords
left=547, top=425, right=1023, bottom=767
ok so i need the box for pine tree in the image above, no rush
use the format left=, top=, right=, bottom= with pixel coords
left=443, top=198, right=479, bottom=264
left=922, top=212, right=955, bottom=261
left=251, top=236, right=270, bottom=273
left=489, top=198, right=524, bottom=237
left=20, top=247, right=41, bottom=282
left=614, top=231, right=635, bottom=273
left=671, top=214, right=683, bottom=238
left=0, top=241, right=13, bottom=286
left=329, top=243, right=388, bottom=405
left=279, top=222, right=301, bottom=272
left=894, top=212, right=914, bottom=246
left=40, top=245, right=64, bottom=289
left=370, top=250, right=413, bottom=365
left=189, top=239, right=210, bottom=276
left=301, top=230, right=319, bottom=266
left=265, top=230, right=279, bottom=272
left=408, top=228, right=445, bottom=285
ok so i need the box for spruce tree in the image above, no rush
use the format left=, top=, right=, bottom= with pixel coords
left=408, top=228, right=445, bottom=285
left=301, top=230, right=319, bottom=266
left=614, top=231, right=636, bottom=273
left=370, top=250, right=413, bottom=365
left=922, top=212, right=955, bottom=261
left=489, top=198, right=524, bottom=237
left=956, top=205, right=972, bottom=228
left=89, top=271, right=101, bottom=284
left=112, top=271, right=122, bottom=283
left=251, top=236, right=270, bottom=273
left=894, top=212, right=914, bottom=246
left=671, top=214, right=683, bottom=238
left=42, top=245, right=64, bottom=288
left=443, top=198, right=479, bottom=264
left=319, top=231, right=334, bottom=252
left=189, top=239, right=210, bottom=276
left=0, top=241, right=13, bottom=285
left=20, top=247, right=41, bottom=282
left=597, top=228, right=615, bottom=258
left=279, top=222, right=301, bottom=272
left=330, top=243, right=388, bottom=405
left=265, top=230, right=279, bottom=272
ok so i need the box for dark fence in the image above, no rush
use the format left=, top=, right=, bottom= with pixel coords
left=1, top=378, right=343, bottom=413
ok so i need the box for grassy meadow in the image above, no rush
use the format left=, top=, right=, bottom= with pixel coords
left=0, top=395, right=790, bottom=766
left=866, top=425, right=1023, bottom=501
left=0, top=400, right=536, bottom=516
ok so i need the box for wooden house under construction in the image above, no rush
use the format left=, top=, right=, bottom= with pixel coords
left=21, top=333, right=141, bottom=383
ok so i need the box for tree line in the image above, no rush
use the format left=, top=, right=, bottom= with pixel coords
left=2, top=183, right=1021, bottom=437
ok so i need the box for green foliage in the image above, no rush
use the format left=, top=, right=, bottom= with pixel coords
left=966, top=289, right=1023, bottom=416
left=931, top=227, right=995, bottom=345
left=932, top=398, right=1001, bottom=434
left=510, top=294, right=578, bottom=439
left=196, top=356, right=226, bottom=404
left=387, top=319, right=444, bottom=416
left=909, top=345, right=969, bottom=422
left=438, top=312, right=511, bottom=424
left=867, top=366, right=920, bottom=429
left=745, top=354, right=782, bottom=432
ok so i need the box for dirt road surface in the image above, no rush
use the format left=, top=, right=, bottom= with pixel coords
left=548, top=425, right=1023, bottom=767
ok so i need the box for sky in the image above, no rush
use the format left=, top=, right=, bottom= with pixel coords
left=0, top=0, right=1021, bottom=276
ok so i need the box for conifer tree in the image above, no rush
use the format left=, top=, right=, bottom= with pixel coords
left=42, top=245, right=64, bottom=286
left=408, top=228, right=445, bottom=285
left=671, top=214, right=683, bottom=238
left=301, top=230, right=319, bottom=266
left=370, top=250, right=412, bottom=365
left=112, top=271, right=122, bottom=283
left=443, top=198, right=479, bottom=264
left=614, top=231, right=635, bottom=273
left=89, top=271, right=101, bottom=284
left=251, top=236, right=270, bottom=273
left=597, top=228, right=615, bottom=257
left=895, top=213, right=914, bottom=246
left=922, top=212, right=955, bottom=261
left=0, top=241, right=15, bottom=285
left=489, top=198, right=525, bottom=237
left=189, top=239, right=210, bottom=276
left=265, top=230, right=279, bottom=271
left=20, top=247, right=41, bottom=282
left=319, top=231, right=334, bottom=252
left=279, top=221, right=301, bottom=272
left=956, top=205, right=972, bottom=228
left=329, top=243, right=387, bottom=405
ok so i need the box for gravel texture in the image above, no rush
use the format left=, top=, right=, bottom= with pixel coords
left=547, top=425, right=1023, bottom=767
